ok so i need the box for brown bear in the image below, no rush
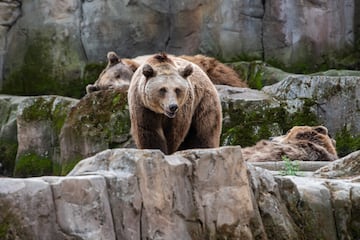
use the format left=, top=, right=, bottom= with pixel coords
left=128, top=53, right=222, bottom=154
left=242, top=126, right=338, bottom=162
left=86, top=52, right=139, bottom=94
left=179, top=54, right=248, bottom=87
left=86, top=51, right=247, bottom=94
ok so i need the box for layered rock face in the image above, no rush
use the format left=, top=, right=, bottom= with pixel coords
left=1, top=147, right=359, bottom=239
left=0, top=0, right=358, bottom=93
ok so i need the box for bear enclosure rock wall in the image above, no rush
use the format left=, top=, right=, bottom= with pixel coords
left=0, top=0, right=359, bottom=95
left=0, top=147, right=360, bottom=239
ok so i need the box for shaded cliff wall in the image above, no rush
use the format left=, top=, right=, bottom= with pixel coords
left=0, top=0, right=358, bottom=96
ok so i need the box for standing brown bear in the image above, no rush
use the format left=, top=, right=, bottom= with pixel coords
left=128, top=53, right=222, bottom=154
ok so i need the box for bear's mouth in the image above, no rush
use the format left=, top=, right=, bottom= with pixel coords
left=165, top=110, right=177, bottom=118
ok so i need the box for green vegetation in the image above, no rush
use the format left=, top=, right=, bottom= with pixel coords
left=13, top=153, right=53, bottom=177
left=0, top=201, right=29, bottom=239
left=61, top=158, right=82, bottom=176
left=221, top=100, right=319, bottom=148
left=1, top=33, right=105, bottom=98
left=335, top=127, right=360, bottom=157
left=60, top=90, right=131, bottom=171
left=280, top=156, right=300, bottom=176
left=22, top=98, right=53, bottom=122
left=0, top=140, right=18, bottom=176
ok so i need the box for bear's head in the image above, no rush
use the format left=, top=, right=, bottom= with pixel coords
left=141, top=53, right=193, bottom=118
left=272, top=125, right=338, bottom=157
left=87, top=52, right=136, bottom=93
left=99, top=51, right=135, bottom=89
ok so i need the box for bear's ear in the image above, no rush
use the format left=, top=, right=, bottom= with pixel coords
left=107, top=51, right=120, bottom=65
left=313, top=126, right=328, bottom=135
left=180, top=64, right=193, bottom=78
left=142, top=64, right=155, bottom=78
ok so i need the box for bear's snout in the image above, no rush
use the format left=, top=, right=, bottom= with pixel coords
left=164, top=103, right=179, bottom=118
left=169, top=104, right=178, bottom=113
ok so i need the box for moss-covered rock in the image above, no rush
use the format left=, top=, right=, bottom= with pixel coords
left=15, top=96, right=78, bottom=176
left=0, top=200, right=30, bottom=240
left=60, top=89, right=131, bottom=169
left=335, top=127, right=360, bottom=158
left=1, top=32, right=104, bottom=98
left=13, top=152, right=53, bottom=177
left=231, top=61, right=292, bottom=89
left=0, top=140, right=18, bottom=176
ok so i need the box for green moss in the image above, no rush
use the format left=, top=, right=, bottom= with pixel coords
left=335, top=127, right=360, bottom=157
left=246, top=61, right=264, bottom=89
left=83, top=62, right=106, bottom=85
left=0, top=200, right=30, bottom=239
left=221, top=103, right=287, bottom=147
left=2, top=36, right=55, bottom=96
left=52, top=162, right=62, bottom=176
left=231, top=61, right=291, bottom=89
left=0, top=140, right=18, bottom=176
left=52, top=99, right=74, bottom=135
left=67, top=90, right=130, bottom=140
left=221, top=99, right=320, bottom=148
left=22, top=98, right=53, bottom=122
left=0, top=33, right=103, bottom=98
left=13, top=153, right=53, bottom=177
left=286, top=99, right=320, bottom=127
left=61, top=158, right=82, bottom=176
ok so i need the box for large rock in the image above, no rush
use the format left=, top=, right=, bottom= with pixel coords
left=1, top=146, right=360, bottom=239
left=0, top=95, right=78, bottom=177
left=314, top=150, right=360, bottom=179
left=263, top=0, right=356, bottom=70
left=262, top=74, right=360, bottom=135
left=59, top=89, right=131, bottom=171
left=0, top=147, right=265, bottom=239
left=0, top=176, right=115, bottom=240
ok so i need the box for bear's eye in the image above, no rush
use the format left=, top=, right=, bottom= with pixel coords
left=175, top=88, right=182, bottom=95
left=159, top=87, right=167, bottom=95
left=114, top=74, right=121, bottom=78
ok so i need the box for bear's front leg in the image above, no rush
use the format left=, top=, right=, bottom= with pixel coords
left=135, top=126, right=168, bottom=154
left=131, top=108, right=169, bottom=154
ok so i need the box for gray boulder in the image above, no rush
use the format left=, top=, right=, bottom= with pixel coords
left=263, top=74, right=360, bottom=135
left=0, top=95, right=78, bottom=177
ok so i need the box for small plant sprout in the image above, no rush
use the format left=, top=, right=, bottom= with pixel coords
left=280, top=155, right=300, bottom=176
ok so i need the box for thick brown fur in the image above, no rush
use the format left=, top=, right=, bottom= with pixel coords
left=128, top=53, right=222, bottom=155
left=179, top=54, right=247, bottom=87
left=243, top=126, right=338, bottom=162
left=86, top=52, right=247, bottom=94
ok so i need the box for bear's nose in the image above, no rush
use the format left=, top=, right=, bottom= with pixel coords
left=169, top=104, right=178, bottom=113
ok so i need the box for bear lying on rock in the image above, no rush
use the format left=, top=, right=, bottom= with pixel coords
left=128, top=53, right=222, bottom=155
left=86, top=52, right=139, bottom=93
left=86, top=51, right=247, bottom=94
left=243, top=126, right=338, bottom=162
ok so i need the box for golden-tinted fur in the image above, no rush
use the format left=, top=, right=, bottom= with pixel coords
left=243, top=126, right=338, bottom=162
left=128, top=53, right=222, bottom=155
